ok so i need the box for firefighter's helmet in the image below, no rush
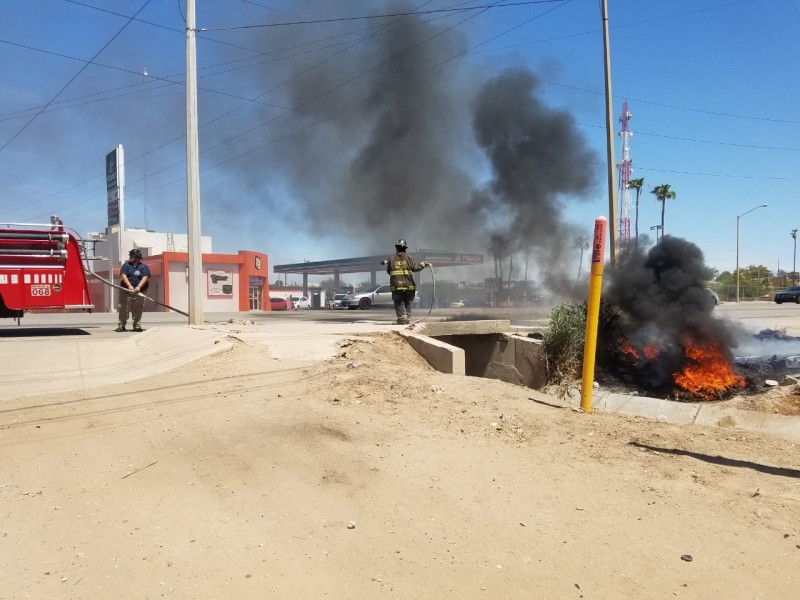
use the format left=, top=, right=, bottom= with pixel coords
left=395, top=239, right=408, bottom=250
left=129, top=249, right=142, bottom=260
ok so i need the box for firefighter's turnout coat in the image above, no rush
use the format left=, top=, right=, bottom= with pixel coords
left=387, top=251, right=425, bottom=292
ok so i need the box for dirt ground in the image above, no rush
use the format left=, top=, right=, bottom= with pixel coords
left=2, top=332, right=800, bottom=599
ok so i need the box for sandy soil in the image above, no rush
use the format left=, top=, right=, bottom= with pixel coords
left=2, top=332, right=800, bottom=599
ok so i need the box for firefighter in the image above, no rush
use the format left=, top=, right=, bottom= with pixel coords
left=116, top=249, right=150, bottom=332
left=386, top=239, right=428, bottom=325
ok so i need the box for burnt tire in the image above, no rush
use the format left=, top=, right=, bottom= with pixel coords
left=359, top=297, right=372, bottom=310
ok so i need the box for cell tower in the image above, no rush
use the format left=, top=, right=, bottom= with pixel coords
left=616, top=99, right=633, bottom=241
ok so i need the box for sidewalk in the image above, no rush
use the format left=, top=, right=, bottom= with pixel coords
left=0, top=315, right=402, bottom=401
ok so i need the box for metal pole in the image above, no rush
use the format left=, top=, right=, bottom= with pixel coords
left=735, top=215, right=740, bottom=303
left=601, top=0, right=618, bottom=268
left=735, top=204, right=768, bottom=303
left=186, top=0, right=203, bottom=324
left=792, top=229, right=797, bottom=285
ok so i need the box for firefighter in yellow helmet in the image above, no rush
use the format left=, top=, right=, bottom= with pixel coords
left=386, top=239, right=429, bottom=325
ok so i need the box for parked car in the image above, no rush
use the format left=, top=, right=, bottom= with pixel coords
left=344, top=285, right=419, bottom=310
left=345, top=284, right=393, bottom=310
left=269, top=297, right=290, bottom=311
left=328, top=293, right=348, bottom=309
left=450, top=300, right=465, bottom=308
left=774, top=286, right=800, bottom=304
left=290, top=296, right=310, bottom=310
left=706, top=287, right=720, bottom=308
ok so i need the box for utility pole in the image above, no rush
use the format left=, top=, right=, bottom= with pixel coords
left=601, top=0, right=618, bottom=268
left=186, top=0, right=203, bottom=324
left=792, top=229, right=798, bottom=285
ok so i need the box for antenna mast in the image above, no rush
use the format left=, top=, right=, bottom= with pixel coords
left=617, top=99, right=633, bottom=241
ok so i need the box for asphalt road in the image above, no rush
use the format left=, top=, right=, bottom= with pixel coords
left=1, top=300, right=799, bottom=339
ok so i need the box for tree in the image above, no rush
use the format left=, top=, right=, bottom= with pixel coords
left=627, top=177, right=645, bottom=250
left=650, top=184, right=676, bottom=239
left=574, top=235, right=589, bottom=279
left=716, top=271, right=734, bottom=285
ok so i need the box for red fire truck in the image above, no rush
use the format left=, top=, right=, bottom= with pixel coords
left=0, top=220, right=94, bottom=322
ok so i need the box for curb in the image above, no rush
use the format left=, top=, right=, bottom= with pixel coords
left=569, top=391, right=800, bottom=444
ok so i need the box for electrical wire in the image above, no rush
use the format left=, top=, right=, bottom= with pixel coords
left=200, top=1, right=568, bottom=31
left=7, top=0, right=796, bottom=224
left=0, top=0, right=154, bottom=155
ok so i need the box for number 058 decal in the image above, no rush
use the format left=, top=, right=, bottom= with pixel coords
left=30, top=284, right=51, bottom=296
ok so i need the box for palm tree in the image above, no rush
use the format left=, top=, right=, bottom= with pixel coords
left=574, top=235, right=590, bottom=279
left=650, top=184, right=676, bottom=240
left=627, top=177, right=644, bottom=250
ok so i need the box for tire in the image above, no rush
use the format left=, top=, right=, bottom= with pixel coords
left=776, top=300, right=783, bottom=304
left=796, top=296, right=800, bottom=304
left=359, top=297, right=372, bottom=310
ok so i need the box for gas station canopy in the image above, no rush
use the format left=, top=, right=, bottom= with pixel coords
left=274, top=250, right=483, bottom=277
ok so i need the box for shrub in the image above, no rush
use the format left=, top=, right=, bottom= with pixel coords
left=542, top=303, right=585, bottom=386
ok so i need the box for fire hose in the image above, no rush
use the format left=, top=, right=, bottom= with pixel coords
left=87, top=270, right=190, bottom=318
left=412, top=262, right=435, bottom=325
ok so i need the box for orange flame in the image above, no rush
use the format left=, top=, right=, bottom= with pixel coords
left=673, top=339, right=745, bottom=400
left=619, top=339, right=660, bottom=363
left=619, top=338, right=639, bottom=361
left=642, top=344, right=659, bottom=360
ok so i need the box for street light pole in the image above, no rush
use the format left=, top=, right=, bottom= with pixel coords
left=650, top=225, right=662, bottom=244
left=792, top=229, right=798, bottom=285
left=735, top=204, right=768, bottom=303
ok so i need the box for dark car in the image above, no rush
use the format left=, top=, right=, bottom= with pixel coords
left=774, top=286, right=800, bottom=304
left=706, top=287, right=720, bottom=308
left=269, top=297, right=290, bottom=311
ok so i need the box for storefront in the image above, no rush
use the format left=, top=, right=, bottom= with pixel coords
left=89, top=250, right=270, bottom=313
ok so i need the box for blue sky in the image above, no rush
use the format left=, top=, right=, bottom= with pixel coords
left=1, top=0, right=798, bottom=285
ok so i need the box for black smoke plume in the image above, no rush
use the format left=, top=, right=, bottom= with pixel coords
left=219, top=1, right=599, bottom=285
left=604, top=236, right=741, bottom=388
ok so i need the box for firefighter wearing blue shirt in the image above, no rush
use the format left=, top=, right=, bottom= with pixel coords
left=386, top=239, right=428, bottom=325
left=116, top=249, right=150, bottom=332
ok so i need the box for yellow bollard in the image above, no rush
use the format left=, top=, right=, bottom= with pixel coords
left=580, top=217, right=608, bottom=413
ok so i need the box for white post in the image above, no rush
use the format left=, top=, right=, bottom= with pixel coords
left=601, top=0, right=618, bottom=268
left=186, top=0, right=203, bottom=324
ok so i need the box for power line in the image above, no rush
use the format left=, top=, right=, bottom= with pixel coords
left=0, top=0, right=155, bottom=154
left=429, top=0, right=573, bottom=69
left=199, top=1, right=568, bottom=31
left=14, top=0, right=454, bottom=219
left=9, top=0, right=796, bottom=223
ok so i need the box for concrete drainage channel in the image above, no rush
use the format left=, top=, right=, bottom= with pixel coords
left=399, top=320, right=800, bottom=444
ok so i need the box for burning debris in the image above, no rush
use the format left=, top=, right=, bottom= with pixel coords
left=673, top=337, right=745, bottom=400
left=601, top=237, right=747, bottom=401
left=732, top=329, right=800, bottom=393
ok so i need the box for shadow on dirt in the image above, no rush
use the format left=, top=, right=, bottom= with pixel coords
left=628, top=441, right=800, bottom=479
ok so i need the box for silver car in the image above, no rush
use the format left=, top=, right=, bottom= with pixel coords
left=328, top=293, right=348, bottom=309
left=290, top=296, right=310, bottom=310
left=345, top=284, right=393, bottom=310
